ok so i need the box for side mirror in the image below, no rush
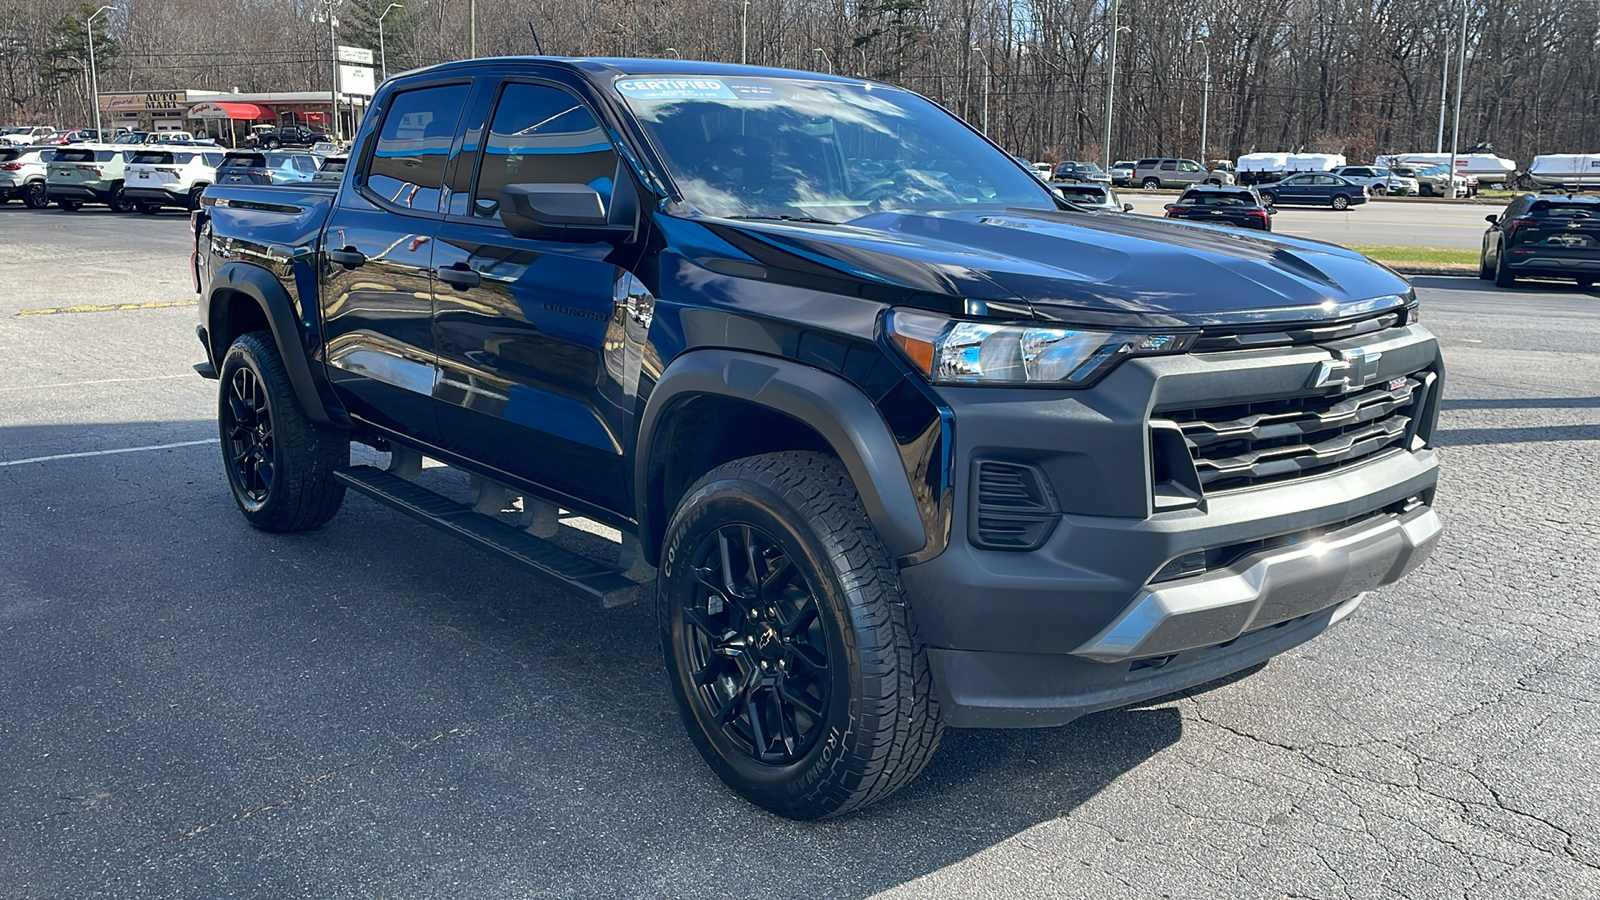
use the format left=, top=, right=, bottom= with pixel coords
left=1484, top=214, right=1499, bottom=224
left=1268, top=207, right=1278, bottom=215
left=501, top=183, right=632, bottom=243
left=1123, top=203, right=1135, bottom=212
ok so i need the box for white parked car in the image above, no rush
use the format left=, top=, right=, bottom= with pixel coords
left=122, top=147, right=226, bottom=212
left=1330, top=165, right=1419, bottom=196
left=0, top=125, right=55, bottom=146
left=0, top=145, right=57, bottom=207
left=312, top=155, right=347, bottom=183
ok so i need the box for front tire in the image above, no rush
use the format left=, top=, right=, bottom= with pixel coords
left=109, top=184, right=134, bottom=213
left=659, top=451, right=942, bottom=820
left=218, top=331, right=348, bottom=532
left=1478, top=251, right=1494, bottom=280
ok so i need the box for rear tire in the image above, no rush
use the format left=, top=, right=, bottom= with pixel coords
left=109, top=184, right=134, bottom=213
left=1578, top=277, right=1595, bottom=290
left=659, top=451, right=942, bottom=820
left=1372, top=184, right=1387, bottom=196
left=24, top=182, right=48, bottom=209
left=218, top=331, right=348, bottom=532
left=1494, top=253, right=1517, bottom=288
left=1478, top=253, right=1494, bottom=280
left=1142, top=177, right=1160, bottom=190
left=1331, top=194, right=1350, bottom=210
left=187, top=185, right=206, bottom=210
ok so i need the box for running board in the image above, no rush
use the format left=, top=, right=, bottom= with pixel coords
left=334, top=465, right=644, bottom=607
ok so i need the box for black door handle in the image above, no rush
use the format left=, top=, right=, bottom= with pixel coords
left=326, top=247, right=366, bottom=269
left=436, top=264, right=481, bottom=290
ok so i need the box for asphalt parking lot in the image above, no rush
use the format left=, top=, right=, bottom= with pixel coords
left=2, top=204, right=1598, bottom=899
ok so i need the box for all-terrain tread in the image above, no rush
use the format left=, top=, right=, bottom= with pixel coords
left=221, top=331, right=347, bottom=532
left=680, top=451, right=943, bottom=818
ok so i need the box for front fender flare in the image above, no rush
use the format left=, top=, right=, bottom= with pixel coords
left=207, top=261, right=335, bottom=425
left=636, top=349, right=928, bottom=564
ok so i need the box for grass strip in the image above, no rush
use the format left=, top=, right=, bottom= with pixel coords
left=1345, top=244, right=1478, bottom=268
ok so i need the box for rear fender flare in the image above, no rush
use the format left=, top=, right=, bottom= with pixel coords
left=635, top=349, right=928, bottom=564
left=207, top=261, right=333, bottom=425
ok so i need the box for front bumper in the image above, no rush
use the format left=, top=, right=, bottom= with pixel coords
left=899, top=324, right=1444, bottom=728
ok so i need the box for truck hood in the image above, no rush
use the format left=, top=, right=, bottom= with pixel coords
left=708, top=208, right=1411, bottom=328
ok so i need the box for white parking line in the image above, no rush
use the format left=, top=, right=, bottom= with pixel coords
left=0, top=439, right=217, bottom=468
left=0, top=374, right=194, bottom=393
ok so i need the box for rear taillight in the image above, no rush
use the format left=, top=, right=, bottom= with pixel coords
left=1506, top=217, right=1538, bottom=241
left=0, top=163, right=21, bottom=171
left=156, top=167, right=178, bottom=174
left=1252, top=210, right=1270, bottom=225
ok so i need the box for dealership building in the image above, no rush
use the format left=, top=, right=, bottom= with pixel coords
left=98, top=89, right=370, bottom=145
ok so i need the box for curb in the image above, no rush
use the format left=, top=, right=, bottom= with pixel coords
left=1389, top=265, right=1477, bottom=277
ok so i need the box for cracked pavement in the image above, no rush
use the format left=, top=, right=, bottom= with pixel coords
left=1, top=208, right=1597, bottom=898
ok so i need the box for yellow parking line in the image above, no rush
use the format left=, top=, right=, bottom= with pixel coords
left=17, top=299, right=196, bottom=317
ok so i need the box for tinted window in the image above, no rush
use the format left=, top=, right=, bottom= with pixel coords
left=203, top=152, right=224, bottom=166
left=322, top=158, right=347, bottom=173
left=368, top=83, right=470, bottom=213
left=1057, top=186, right=1108, bottom=201
left=221, top=153, right=265, bottom=168
left=1529, top=201, right=1599, bottom=218
left=131, top=151, right=171, bottom=164
left=1178, top=161, right=1201, bottom=172
left=471, top=83, right=617, bottom=221
left=1137, top=158, right=1158, bottom=167
left=293, top=155, right=318, bottom=172
left=55, top=148, right=95, bottom=162
left=1160, top=160, right=1176, bottom=171
left=0, top=149, right=17, bottom=161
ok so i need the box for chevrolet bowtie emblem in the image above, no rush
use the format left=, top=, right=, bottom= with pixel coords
left=1308, top=347, right=1382, bottom=393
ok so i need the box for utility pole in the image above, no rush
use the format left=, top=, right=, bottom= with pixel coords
left=1435, top=37, right=1450, bottom=153
left=972, top=44, right=991, bottom=135
left=1447, top=4, right=1467, bottom=197
left=741, top=0, right=749, bottom=64
left=379, top=3, right=402, bottom=82
left=1101, top=0, right=1121, bottom=171
left=86, top=5, right=114, bottom=140
left=469, top=0, right=476, bottom=58
left=1194, top=39, right=1209, bottom=165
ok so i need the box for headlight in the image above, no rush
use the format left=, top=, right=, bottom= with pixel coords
left=885, top=309, right=1196, bottom=387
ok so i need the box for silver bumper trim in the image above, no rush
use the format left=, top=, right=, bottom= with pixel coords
left=1073, top=505, right=1442, bottom=662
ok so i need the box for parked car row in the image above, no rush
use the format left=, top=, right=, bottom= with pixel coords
left=0, top=144, right=334, bottom=214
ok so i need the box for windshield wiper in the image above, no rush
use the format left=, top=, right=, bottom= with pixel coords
left=725, top=214, right=843, bottom=225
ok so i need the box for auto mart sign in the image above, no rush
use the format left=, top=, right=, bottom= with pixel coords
left=100, top=91, right=190, bottom=111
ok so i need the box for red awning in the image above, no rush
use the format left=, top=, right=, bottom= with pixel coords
left=188, top=102, right=272, bottom=121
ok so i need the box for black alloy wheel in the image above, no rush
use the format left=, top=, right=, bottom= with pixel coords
left=110, top=185, right=135, bottom=213
left=224, top=364, right=275, bottom=509
left=678, top=523, right=832, bottom=766
left=217, top=331, right=347, bottom=531
left=24, top=182, right=48, bottom=208
left=659, top=451, right=943, bottom=819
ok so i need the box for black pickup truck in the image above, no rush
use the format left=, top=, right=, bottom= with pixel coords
left=190, top=57, right=1444, bottom=819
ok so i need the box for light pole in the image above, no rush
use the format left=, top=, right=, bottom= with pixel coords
left=1101, top=0, right=1127, bottom=170
left=86, top=5, right=114, bottom=140
left=322, top=0, right=339, bottom=141
left=1192, top=38, right=1209, bottom=165
left=468, top=0, right=476, bottom=58
left=812, top=47, right=833, bottom=74
left=379, top=3, right=401, bottom=82
left=741, top=0, right=749, bottom=64
left=1435, top=30, right=1450, bottom=153
left=1446, top=3, right=1467, bottom=197
left=972, top=44, right=991, bottom=135
left=855, top=45, right=866, bottom=77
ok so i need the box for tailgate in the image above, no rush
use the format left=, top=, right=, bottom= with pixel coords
left=1512, top=214, right=1600, bottom=257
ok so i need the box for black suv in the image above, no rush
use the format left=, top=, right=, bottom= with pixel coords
left=191, top=57, right=1445, bottom=819
left=1481, top=194, right=1600, bottom=288
left=1163, top=185, right=1275, bottom=230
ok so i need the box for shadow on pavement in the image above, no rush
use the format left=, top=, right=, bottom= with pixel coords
left=0, top=420, right=1183, bottom=899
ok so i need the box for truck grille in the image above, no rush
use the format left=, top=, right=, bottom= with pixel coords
left=1157, top=373, right=1424, bottom=492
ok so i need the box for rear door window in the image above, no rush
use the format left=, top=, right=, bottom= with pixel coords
left=471, top=81, right=617, bottom=222
left=365, top=82, right=471, bottom=214
left=222, top=153, right=265, bottom=168
left=131, top=151, right=172, bottom=165
left=55, top=148, right=95, bottom=163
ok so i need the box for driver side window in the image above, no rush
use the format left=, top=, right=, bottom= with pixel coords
left=472, top=82, right=617, bottom=222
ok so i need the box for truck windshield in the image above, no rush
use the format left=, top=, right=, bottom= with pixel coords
left=615, top=75, right=1053, bottom=223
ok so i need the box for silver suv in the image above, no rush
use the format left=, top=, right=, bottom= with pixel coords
left=1134, top=157, right=1234, bottom=189
left=0, top=145, right=57, bottom=208
left=1330, top=165, right=1418, bottom=197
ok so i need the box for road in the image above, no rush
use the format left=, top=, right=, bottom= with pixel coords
left=1121, top=192, right=1505, bottom=250
left=2, top=205, right=1598, bottom=899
